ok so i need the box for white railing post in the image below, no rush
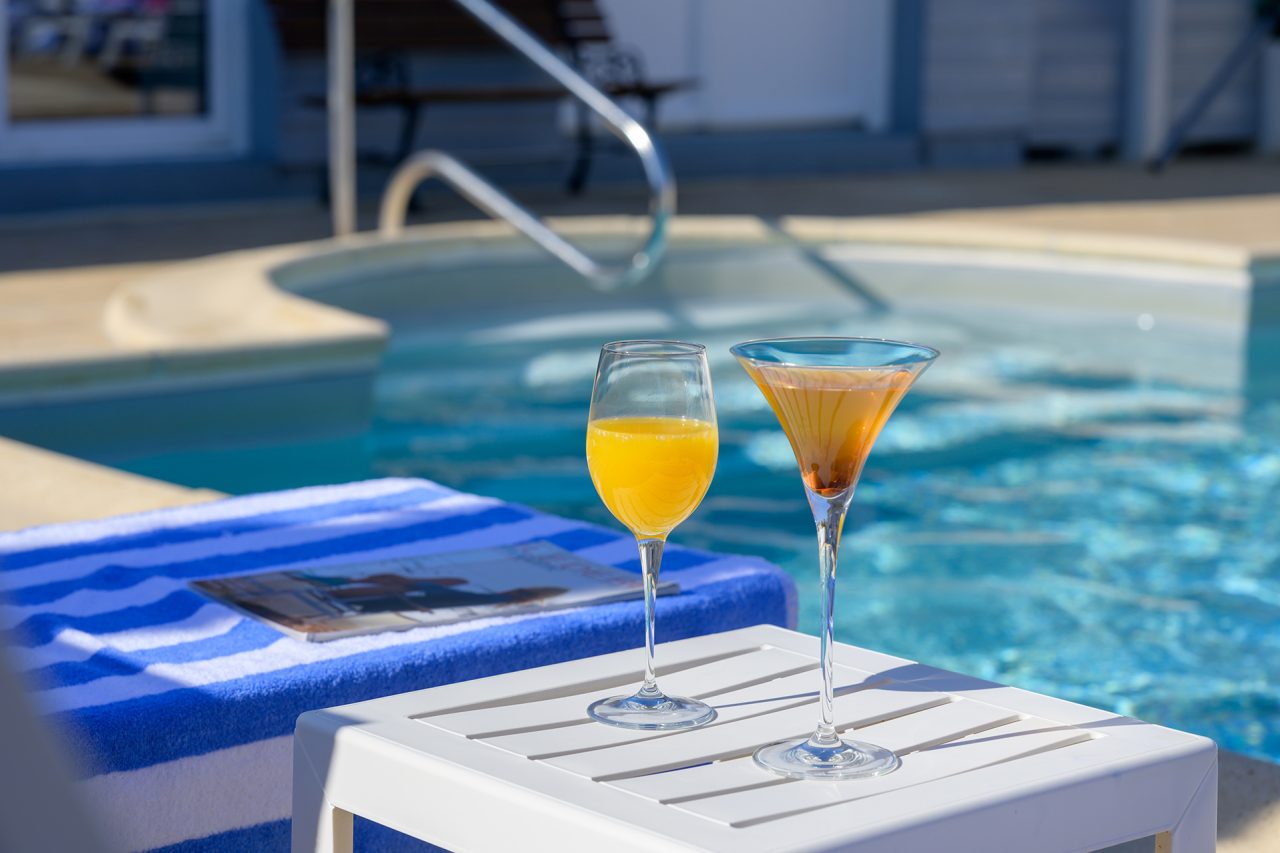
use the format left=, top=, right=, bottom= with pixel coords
left=328, top=0, right=356, bottom=237
left=1125, top=0, right=1173, bottom=162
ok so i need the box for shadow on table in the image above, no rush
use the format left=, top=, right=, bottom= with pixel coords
left=711, top=661, right=1148, bottom=737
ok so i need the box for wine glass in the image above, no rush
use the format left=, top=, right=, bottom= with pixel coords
left=585, top=340, right=719, bottom=730
left=732, top=337, right=938, bottom=779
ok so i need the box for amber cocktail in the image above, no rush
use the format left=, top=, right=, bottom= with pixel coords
left=733, top=337, right=938, bottom=780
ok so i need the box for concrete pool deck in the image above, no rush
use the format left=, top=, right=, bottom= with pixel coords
left=0, top=436, right=222, bottom=532
left=1, top=160, right=1279, bottom=849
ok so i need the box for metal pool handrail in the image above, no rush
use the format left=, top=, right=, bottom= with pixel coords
left=371, top=0, right=676, bottom=291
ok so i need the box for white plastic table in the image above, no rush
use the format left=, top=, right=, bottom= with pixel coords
left=293, top=625, right=1216, bottom=853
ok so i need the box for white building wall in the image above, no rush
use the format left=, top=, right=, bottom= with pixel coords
left=1029, top=0, right=1127, bottom=151
left=921, top=0, right=1037, bottom=136
left=597, top=0, right=893, bottom=131
left=268, top=0, right=1279, bottom=170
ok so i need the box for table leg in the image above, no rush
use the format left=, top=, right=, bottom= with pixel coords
left=1155, top=759, right=1217, bottom=853
left=293, top=728, right=354, bottom=853
left=325, top=805, right=354, bottom=853
left=293, top=799, right=353, bottom=853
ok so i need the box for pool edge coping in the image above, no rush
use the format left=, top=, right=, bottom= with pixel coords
left=4, top=212, right=1276, bottom=403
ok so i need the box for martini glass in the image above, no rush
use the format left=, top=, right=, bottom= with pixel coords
left=732, top=337, right=938, bottom=780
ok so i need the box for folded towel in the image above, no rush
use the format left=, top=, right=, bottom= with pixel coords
left=0, top=478, right=795, bottom=852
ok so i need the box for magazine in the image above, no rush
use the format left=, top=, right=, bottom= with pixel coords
left=190, top=541, right=676, bottom=642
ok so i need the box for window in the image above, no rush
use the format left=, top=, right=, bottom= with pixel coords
left=1, top=0, right=247, bottom=161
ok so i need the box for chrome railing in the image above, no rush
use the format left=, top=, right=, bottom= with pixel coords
left=328, top=0, right=356, bottom=238
left=341, top=0, right=675, bottom=290
left=379, top=151, right=629, bottom=286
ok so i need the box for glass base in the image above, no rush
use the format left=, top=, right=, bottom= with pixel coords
left=753, top=735, right=901, bottom=780
left=587, top=689, right=716, bottom=730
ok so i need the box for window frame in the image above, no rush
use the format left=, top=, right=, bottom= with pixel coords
left=0, top=0, right=249, bottom=163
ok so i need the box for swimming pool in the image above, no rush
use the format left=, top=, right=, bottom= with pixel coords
left=103, top=220, right=1280, bottom=763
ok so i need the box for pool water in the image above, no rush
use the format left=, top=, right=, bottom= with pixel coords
left=117, top=244, right=1280, bottom=763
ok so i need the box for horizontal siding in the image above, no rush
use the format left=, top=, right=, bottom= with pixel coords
left=1170, top=0, right=1258, bottom=142
left=1029, top=0, right=1124, bottom=149
left=922, top=0, right=1036, bottom=134
left=919, top=0, right=1263, bottom=152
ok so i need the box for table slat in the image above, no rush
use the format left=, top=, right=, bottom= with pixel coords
left=546, top=684, right=952, bottom=781
left=423, top=647, right=814, bottom=737
left=674, top=717, right=1095, bottom=826
left=484, top=665, right=885, bottom=759
left=608, top=697, right=1020, bottom=803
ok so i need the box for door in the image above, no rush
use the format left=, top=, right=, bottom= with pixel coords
left=0, top=0, right=248, bottom=162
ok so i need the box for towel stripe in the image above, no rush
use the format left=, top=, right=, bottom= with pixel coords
left=13, top=606, right=246, bottom=673
left=6, top=503, right=530, bottom=608
left=81, top=735, right=294, bottom=852
left=0, top=495, right=503, bottom=621
left=31, top=620, right=279, bottom=688
left=0, top=491, right=493, bottom=594
left=0, top=479, right=436, bottom=569
left=14, top=589, right=208, bottom=648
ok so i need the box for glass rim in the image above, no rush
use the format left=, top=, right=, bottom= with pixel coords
left=730, top=336, right=939, bottom=367
left=602, top=339, right=707, bottom=357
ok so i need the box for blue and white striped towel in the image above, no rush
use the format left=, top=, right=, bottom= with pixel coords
left=0, top=478, right=795, bottom=852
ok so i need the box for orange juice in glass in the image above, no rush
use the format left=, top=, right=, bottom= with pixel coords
left=585, top=342, right=718, bottom=730
left=586, top=415, right=717, bottom=538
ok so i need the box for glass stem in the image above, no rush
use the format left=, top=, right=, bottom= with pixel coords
left=809, top=495, right=847, bottom=748
left=637, top=538, right=665, bottom=697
